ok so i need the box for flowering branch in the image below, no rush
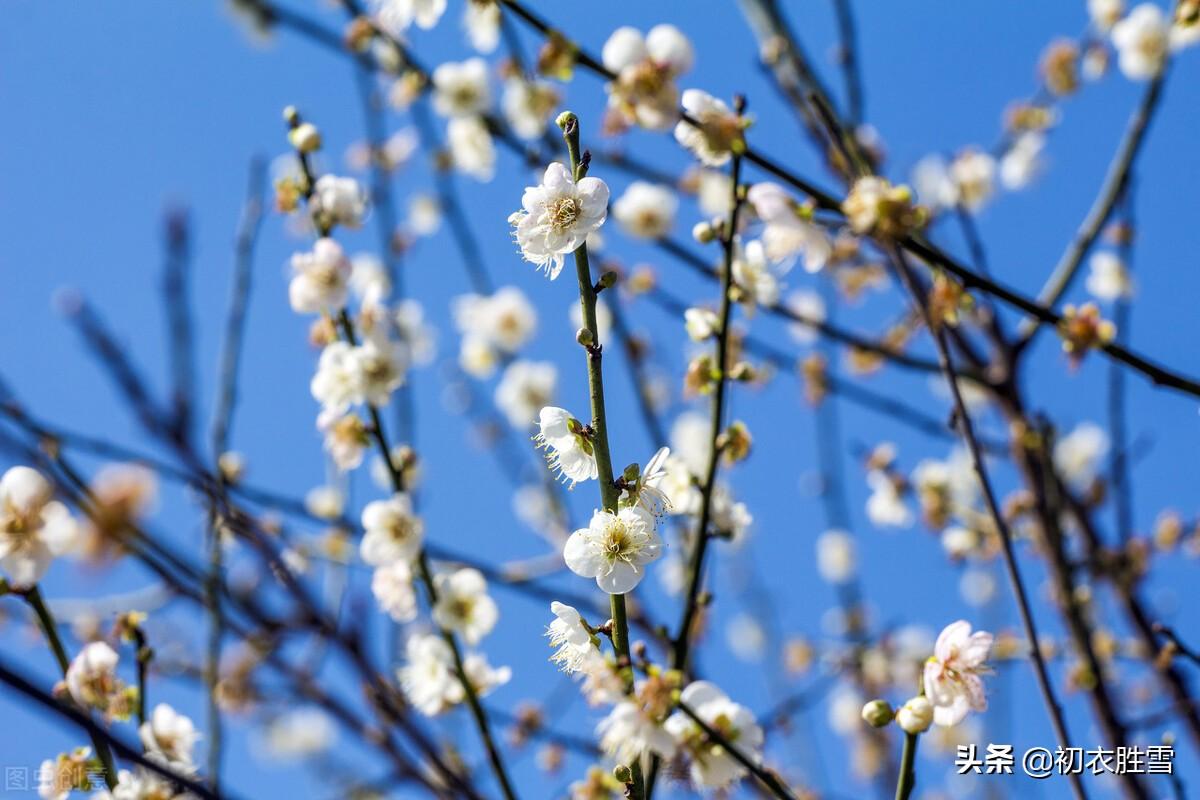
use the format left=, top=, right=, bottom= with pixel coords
left=0, top=654, right=216, bottom=800
left=888, top=247, right=1089, bottom=800
left=19, top=586, right=119, bottom=790
left=557, top=109, right=646, bottom=799
left=670, top=105, right=746, bottom=676
left=321, top=215, right=520, bottom=800
left=1014, top=68, right=1168, bottom=352
left=675, top=699, right=798, bottom=800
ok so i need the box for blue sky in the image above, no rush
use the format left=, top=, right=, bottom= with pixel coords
left=1, top=1, right=1199, bottom=798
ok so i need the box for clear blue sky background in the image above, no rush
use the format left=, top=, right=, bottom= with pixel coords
left=1, top=1, right=1198, bottom=798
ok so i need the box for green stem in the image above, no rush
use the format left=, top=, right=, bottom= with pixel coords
left=649, top=137, right=747, bottom=800
left=560, top=110, right=644, bottom=800
left=671, top=148, right=744, bottom=675
left=894, top=731, right=918, bottom=800
left=133, top=627, right=150, bottom=727
left=23, top=587, right=118, bottom=790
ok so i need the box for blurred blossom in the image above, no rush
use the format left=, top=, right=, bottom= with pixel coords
left=816, top=529, right=857, bottom=584
left=262, top=708, right=336, bottom=759
left=1053, top=422, right=1109, bottom=490
left=725, top=613, right=767, bottom=662
left=1086, top=251, right=1134, bottom=301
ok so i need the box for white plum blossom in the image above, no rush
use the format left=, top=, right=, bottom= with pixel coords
left=354, top=334, right=407, bottom=407
left=923, top=620, right=993, bottom=727
left=534, top=406, right=599, bottom=487
left=360, top=493, right=424, bottom=565
left=785, top=290, right=826, bottom=345
left=347, top=128, right=419, bottom=173
left=464, top=0, right=501, bottom=52
left=597, top=700, right=677, bottom=762
left=39, top=748, right=92, bottom=800
left=746, top=182, right=831, bottom=271
left=407, top=193, right=442, bottom=236
left=311, top=342, right=360, bottom=422
left=371, top=444, right=421, bottom=493
left=941, top=526, right=978, bottom=559
left=960, top=568, right=997, bottom=607
left=1053, top=422, right=1109, bottom=490
left=685, top=307, right=719, bottom=341
left=304, top=485, right=345, bottom=520
left=674, top=90, right=742, bottom=166
left=620, top=446, right=672, bottom=519
left=695, top=168, right=733, bottom=216
left=664, top=681, right=764, bottom=789
left=671, top=411, right=712, bottom=475
left=447, top=115, right=496, bottom=181
left=726, top=612, right=767, bottom=662
left=65, top=642, right=129, bottom=718
left=710, top=483, right=753, bottom=541
left=494, top=360, right=557, bottom=429
left=502, top=78, right=560, bottom=140
left=509, top=162, right=610, bottom=280
left=371, top=560, right=418, bottom=623
left=453, top=287, right=537, bottom=364
left=1086, top=250, right=1134, bottom=301
left=816, top=529, right=856, bottom=584
left=564, top=507, right=663, bottom=594
left=399, top=632, right=510, bottom=716
left=1000, top=132, right=1046, bottom=190
left=612, top=181, right=677, bottom=239
left=731, top=238, right=782, bottom=310
left=459, top=334, right=500, bottom=379
left=602, top=24, right=694, bottom=130
left=91, top=767, right=179, bottom=800
left=912, top=452, right=979, bottom=516
left=0, top=466, right=76, bottom=587
left=310, top=175, right=367, bottom=229
left=263, top=708, right=336, bottom=758
left=139, top=703, right=200, bottom=774
left=349, top=253, right=391, bottom=308
left=828, top=684, right=866, bottom=735
left=373, top=0, right=446, bottom=34
left=289, top=238, right=351, bottom=314
left=394, top=299, right=437, bottom=366
left=866, top=470, right=913, bottom=528
left=1090, top=0, right=1124, bottom=30
left=319, top=412, right=367, bottom=472
left=950, top=149, right=997, bottom=211
left=432, top=567, right=499, bottom=645
left=912, top=155, right=959, bottom=210
left=1112, top=4, right=1170, bottom=79
left=432, top=58, right=491, bottom=118
left=545, top=601, right=598, bottom=673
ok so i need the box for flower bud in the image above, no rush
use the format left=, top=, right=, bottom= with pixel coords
left=282, top=105, right=300, bottom=125
left=861, top=699, right=893, bottom=728
left=896, top=696, right=933, bottom=734
left=217, top=451, right=246, bottom=484
left=728, top=362, right=757, bottom=383
left=692, top=221, right=716, bottom=244
left=576, top=327, right=594, bottom=347
left=598, top=270, right=619, bottom=290
left=613, top=765, right=633, bottom=784
left=719, top=420, right=752, bottom=463
left=289, top=122, right=322, bottom=154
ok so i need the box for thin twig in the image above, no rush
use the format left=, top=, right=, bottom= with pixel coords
left=889, top=246, right=1088, bottom=800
